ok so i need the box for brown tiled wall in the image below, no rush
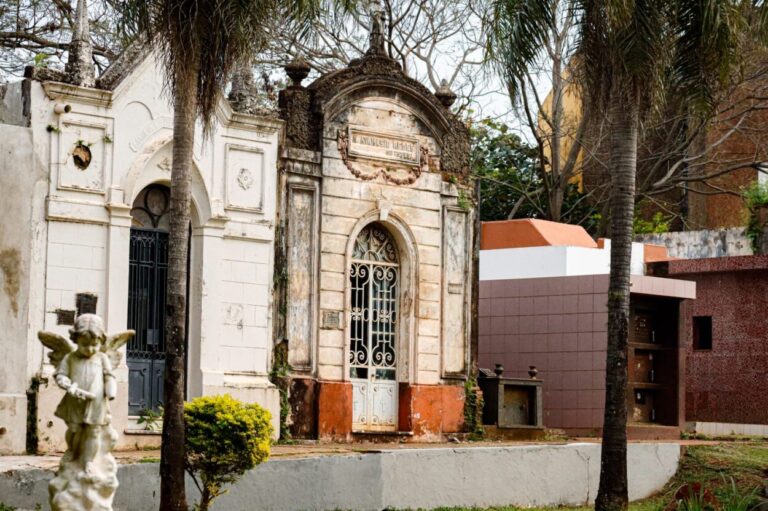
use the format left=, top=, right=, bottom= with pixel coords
left=478, top=275, right=609, bottom=432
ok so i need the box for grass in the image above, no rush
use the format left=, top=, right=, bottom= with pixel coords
left=404, top=442, right=768, bottom=511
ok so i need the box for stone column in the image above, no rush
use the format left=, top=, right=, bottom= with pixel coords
left=105, top=200, right=132, bottom=440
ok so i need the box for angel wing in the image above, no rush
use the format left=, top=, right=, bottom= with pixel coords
left=37, top=331, right=76, bottom=368
left=101, top=330, right=135, bottom=368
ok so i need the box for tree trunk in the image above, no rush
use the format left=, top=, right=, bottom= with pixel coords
left=595, top=91, right=638, bottom=511
left=160, top=63, right=199, bottom=511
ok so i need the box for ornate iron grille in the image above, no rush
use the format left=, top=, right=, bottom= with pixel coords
left=349, top=225, right=398, bottom=379
left=126, top=228, right=168, bottom=414
left=127, top=229, right=169, bottom=360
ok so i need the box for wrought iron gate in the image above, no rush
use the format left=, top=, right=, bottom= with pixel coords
left=127, top=228, right=168, bottom=415
left=349, top=224, right=399, bottom=431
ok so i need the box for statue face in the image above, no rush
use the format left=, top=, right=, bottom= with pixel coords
left=75, top=334, right=101, bottom=358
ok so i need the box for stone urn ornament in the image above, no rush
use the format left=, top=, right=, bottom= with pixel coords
left=38, top=314, right=134, bottom=511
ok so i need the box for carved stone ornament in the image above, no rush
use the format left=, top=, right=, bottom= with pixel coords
left=237, top=167, right=254, bottom=190
left=37, top=314, right=135, bottom=511
left=337, top=128, right=430, bottom=185
left=157, top=156, right=171, bottom=172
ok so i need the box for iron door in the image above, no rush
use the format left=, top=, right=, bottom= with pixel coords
left=349, top=224, right=399, bottom=432
left=127, top=228, right=168, bottom=415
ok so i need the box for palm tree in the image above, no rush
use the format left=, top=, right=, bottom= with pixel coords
left=488, top=1, right=758, bottom=509
left=116, top=1, right=350, bottom=509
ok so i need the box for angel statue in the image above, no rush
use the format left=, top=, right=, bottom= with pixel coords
left=38, top=314, right=134, bottom=511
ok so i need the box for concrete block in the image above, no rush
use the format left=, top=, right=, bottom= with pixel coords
left=318, top=329, right=344, bottom=348
left=318, top=346, right=344, bottom=366
left=319, top=290, right=344, bottom=310
left=321, top=233, right=348, bottom=255
left=320, top=253, right=345, bottom=273
left=322, top=195, right=373, bottom=218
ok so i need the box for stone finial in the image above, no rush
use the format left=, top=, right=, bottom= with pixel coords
left=228, top=65, right=260, bottom=114
left=366, top=2, right=387, bottom=56
left=435, top=79, right=457, bottom=109
left=65, top=0, right=95, bottom=87
left=284, top=56, right=311, bottom=88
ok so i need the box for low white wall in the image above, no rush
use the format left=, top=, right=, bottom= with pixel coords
left=0, top=443, right=681, bottom=510
left=480, top=243, right=646, bottom=281
left=687, top=421, right=768, bottom=437
left=636, top=229, right=752, bottom=259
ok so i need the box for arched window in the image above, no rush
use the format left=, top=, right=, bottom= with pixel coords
left=130, top=184, right=170, bottom=231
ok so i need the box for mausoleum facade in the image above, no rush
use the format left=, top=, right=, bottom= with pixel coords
left=0, top=16, right=476, bottom=453
left=0, top=50, right=282, bottom=453
left=275, top=21, right=476, bottom=440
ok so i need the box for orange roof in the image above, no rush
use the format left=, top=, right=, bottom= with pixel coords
left=643, top=244, right=673, bottom=263
left=480, top=219, right=598, bottom=250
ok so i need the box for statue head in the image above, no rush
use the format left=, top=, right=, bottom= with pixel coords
left=69, top=314, right=106, bottom=358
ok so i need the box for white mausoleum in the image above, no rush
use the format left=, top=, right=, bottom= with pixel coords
left=0, top=48, right=282, bottom=453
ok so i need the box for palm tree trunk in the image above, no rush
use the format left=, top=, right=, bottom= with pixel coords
left=595, top=91, right=638, bottom=511
left=160, top=61, right=199, bottom=511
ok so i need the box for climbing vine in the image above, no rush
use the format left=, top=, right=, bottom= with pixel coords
left=269, top=340, right=292, bottom=442
left=463, top=375, right=484, bottom=440
left=743, top=182, right=768, bottom=254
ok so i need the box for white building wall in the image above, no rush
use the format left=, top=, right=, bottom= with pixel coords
left=480, top=242, right=647, bottom=281
left=1, top=51, right=282, bottom=453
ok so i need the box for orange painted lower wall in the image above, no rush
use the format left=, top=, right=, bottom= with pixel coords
left=316, top=381, right=466, bottom=441
left=317, top=381, right=353, bottom=441
left=405, top=384, right=466, bottom=439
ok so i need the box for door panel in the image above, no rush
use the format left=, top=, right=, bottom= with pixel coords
left=127, top=229, right=168, bottom=415
left=349, top=254, right=399, bottom=431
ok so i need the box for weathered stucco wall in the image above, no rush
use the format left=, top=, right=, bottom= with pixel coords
left=0, top=124, right=47, bottom=454
left=315, top=95, right=473, bottom=385
left=0, top=443, right=681, bottom=510
left=637, top=228, right=752, bottom=259
left=0, top=50, right=282, bottom=453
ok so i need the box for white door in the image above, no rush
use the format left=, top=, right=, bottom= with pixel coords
left=349, top=225, right=399, bottom=431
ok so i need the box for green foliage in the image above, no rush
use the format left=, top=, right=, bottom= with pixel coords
left=136, top=406, right=163, bottom=431
left=32, top=53, right=49, bottom=68
left=471, top=118, right=598, bottom=233
left=633, top=211, right=671, bottom=235
left=743, top=181, right=768, bottom=252
left=269, top=340, right=292, bottom=443
left=743, top=181, right=768, bottom=208
left=185, top=394, right=272, bottom=510
left=462, top=376, right=484, bottom=440
left=486, top=0, right=554, bottom=102
left=716, top=477, right=760, bottom=511
left=457, top=188, right=473, bottom=213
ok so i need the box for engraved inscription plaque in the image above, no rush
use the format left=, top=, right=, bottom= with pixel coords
left=348, top=127, right=419, bottom=165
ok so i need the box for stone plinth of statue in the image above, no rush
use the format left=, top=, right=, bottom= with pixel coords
left=38, top=314, right=134, bottom=511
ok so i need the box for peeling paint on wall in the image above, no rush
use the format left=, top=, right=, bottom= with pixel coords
left=0, top=248, right=21, bottom=315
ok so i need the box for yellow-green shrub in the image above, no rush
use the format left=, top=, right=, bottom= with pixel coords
left=184, top=394, right=272, bottom=510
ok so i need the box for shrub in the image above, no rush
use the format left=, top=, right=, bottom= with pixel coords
left=743, top=181, right=768, bottom=253
left=185, top=395, right=272, bottom=510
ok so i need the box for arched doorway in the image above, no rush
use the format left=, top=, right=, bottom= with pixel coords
left=349, top=223, right=399, bottom=431
left=127, top=184, right=171, bottom=415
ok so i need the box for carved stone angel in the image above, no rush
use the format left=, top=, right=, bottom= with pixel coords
left=38, top=314, right=134, bottom=511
